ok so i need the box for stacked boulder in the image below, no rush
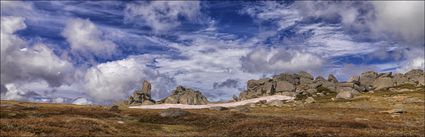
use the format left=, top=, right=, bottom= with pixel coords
left=239, top=69, right=425, bottom=101
left=239, top=71, right=336, bottom=100
left=159, top=86, right=209, bottom=105
left=128, top=80, right=156, bottom=105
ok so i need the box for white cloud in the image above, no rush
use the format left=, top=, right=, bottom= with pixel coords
left=0, top=1, right=34, bottom=17
left=62, top=18, right=117, bottom=58
left=83, top=56, right=158, bottom=102
left=124, top=1, right=201, bottom=33
left=150, top=36, right=262, bottom=101
left=398, top=47, right=425, bottom=72
left=371, top=1, right=424, bottom=45
left=241, top=48, right=324, bottom=74
left=1, top=84, right=25, bottom=100
left=1, top=16, right=75, bottom=101
left=243, top=1, right=302, bottom=31
left=80, top=54, right=178, bottom=102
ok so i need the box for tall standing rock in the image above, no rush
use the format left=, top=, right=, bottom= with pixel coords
left=141, top=80, right=151, bottom=98
left=128, top=80, right=155, bottom=105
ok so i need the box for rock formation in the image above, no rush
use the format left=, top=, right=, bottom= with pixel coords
left=239, top=69, right=424, bottom=101
left=128, top=80, right=155, bottom=105
left=160, top=86, right=209, bottom=105
left=127, top=69, right=424, bottom=105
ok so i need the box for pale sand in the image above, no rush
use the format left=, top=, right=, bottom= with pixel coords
left=129, top=95, right=294, bottom=109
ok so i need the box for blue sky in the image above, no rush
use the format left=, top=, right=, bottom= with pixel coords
left=1, top=1, right=424, bottom=104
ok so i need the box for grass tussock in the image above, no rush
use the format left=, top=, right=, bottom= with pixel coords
left=1, top=86, right=424, bottom=136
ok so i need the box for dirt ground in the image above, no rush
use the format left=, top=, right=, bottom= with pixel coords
left=1, top=85, right=424, bottom=137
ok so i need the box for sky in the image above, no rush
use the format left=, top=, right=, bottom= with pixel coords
left=1, top=1, right=424, bottom=104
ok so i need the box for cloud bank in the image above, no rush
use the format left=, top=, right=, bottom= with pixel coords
left=1, top=1, right=423, bottom=104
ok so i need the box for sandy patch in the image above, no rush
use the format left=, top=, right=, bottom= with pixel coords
left=129, top=95, right=294, bottom=109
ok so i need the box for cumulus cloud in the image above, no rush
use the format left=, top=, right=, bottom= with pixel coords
left=152, top=36, right=260, bottom=101
left=124, top=1, right=202, bottom=33
left=397, top=47, right=425, bottom=72
left=371, top=1, right=424, bottom=45
left=241, top=48, right=324, bottom=74
left=62, top=18, right=117, bottom=58
left=1, top=16, right=74, bottom=101
left=83, top=56, right=156, bottom=102
left=2, top=84, right=25, bottom=100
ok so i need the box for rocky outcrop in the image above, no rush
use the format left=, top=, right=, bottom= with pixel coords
left=393, top=73, right=409, bottom=86
left=404, top=69, right=425, bottom=86
left=359, top=71, right=378, bottom=90
left=336, top=91, right=353, bottom=100
left=373, top=77, right=394, bottom=90
left=127, top=69, right=424, bottom=106
left=238, top=69, right=424, bottom=102
left=160, top=86, right=209, bottom=105
left=275, top=81, right=295, bottom=92
left=128, top=80, right=155, bottom=105
left=328, top=74, right=338, bottom=83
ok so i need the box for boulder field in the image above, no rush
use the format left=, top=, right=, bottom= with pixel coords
left=128, top=69, right=424, bottom=106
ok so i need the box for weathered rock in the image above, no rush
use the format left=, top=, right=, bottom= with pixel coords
left=241, top=78, right=275, bottom=100
left=160, top=108, right=190, bottom=117
left=328, top=74, right=338, bottom=83
left=232, top=95, right=239, bottom=101
left=336, top=91, right=353, bottom=100
left=141, top=80, right=152, bottom=97
left=373, top=77, right=394, bottom=90
left=128, top=80, right=154, bottom=105
left=405, top=69, right=425, bottom=86
left=314, top=77, right=337, bottom=92
left=304, top=97, right=315, bottom=104
left=273, top=73, right=300, bottom=85
left=359, top=71, right=378, bottom=88
left=142, top=100, right=155, bottom=105
left=299, top=71, right=314, bottom=84
left=353, top=84, right=367, bottom=92
left=161, top=86, right=208, bottom=105
left=337, top=86, right=360, bottom=95
left=348, top=76, right=360, bottom=84
left=275, top=81, right=295, bottom=92
left=314, top=76, right=326, bottom=82
left=378, top=72, right=392, bottom=78
left=299, top=71, right=314, bottom=80
left=393, top=73, right=409, bottom=86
